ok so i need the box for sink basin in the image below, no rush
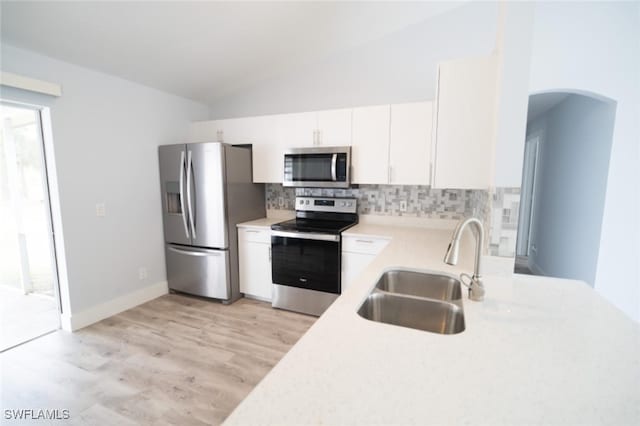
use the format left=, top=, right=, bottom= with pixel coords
left=358, top=291, right=465, bottom=335
left=376, top=269, right=462, bottom=301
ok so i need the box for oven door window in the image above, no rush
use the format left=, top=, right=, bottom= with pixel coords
left=271, top=236, right=340, bottom=294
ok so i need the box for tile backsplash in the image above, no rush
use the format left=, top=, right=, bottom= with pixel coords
left=488, top=187, right=521, bottom=257
left=266, top=184, right=489, bottom=221
left=265, top=184, right=520, bottom=258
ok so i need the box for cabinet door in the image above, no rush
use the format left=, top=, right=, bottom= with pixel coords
left=277, top=112, right=317, bottom=148
left=316, top=108, right=352, bottom=146
left=189, top=120, right=223, bottom=143
left=341, top=252, right=376, bottom=292
left=351, top=105, right=391, bottom=184
left=389, top=102, right=433, bottom=185
left=248, top=115, right=282, bottom=183
left=216, top=118, right=242, bottom=143
left=433, top=55, right=497, bottom=189
left=239, top=240, right=272, bottom=301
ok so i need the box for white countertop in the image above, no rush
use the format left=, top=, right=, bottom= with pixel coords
left=225, top=222, right=640, bottom=425
left=236, top=217, right=283, bottom=229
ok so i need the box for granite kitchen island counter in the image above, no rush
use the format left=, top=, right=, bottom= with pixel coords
left=225, top=223, right=640, bottom=425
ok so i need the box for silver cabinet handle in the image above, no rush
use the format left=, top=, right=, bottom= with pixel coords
left=168, top=246, right=221, bottom=257
left=268, top=247, right=271, bottom=261
left=179, top=150, right=189, bottom=238
left=186, top=150, right=196, bottom=240
left=356, top=239, right=374, bottom=244
left=331, top=153, right=337, bottom=181
left=244, top=229, right=261, bottom=233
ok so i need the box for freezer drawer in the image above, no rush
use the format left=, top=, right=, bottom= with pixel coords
left=166, top=244, right=230, bottom=300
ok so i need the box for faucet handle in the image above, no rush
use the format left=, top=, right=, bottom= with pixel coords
left=460, top=273, right=485, bottom=302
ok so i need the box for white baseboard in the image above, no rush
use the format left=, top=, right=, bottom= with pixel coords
left=60, top=281, right=168, bottom=332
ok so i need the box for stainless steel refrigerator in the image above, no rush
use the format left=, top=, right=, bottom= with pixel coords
left=159, top=142, right=265, bottom=302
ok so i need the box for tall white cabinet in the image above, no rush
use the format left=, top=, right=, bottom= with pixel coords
left=432, top=55, right=498, bottom=189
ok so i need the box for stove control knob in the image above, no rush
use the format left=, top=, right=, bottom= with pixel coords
left=299, top=200, right=304, bottom=205
left=340, top=201, right=346, bottom=207
left=305, top=200, right=310, bottom=205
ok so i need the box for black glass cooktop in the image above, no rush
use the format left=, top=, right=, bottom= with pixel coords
left=271, top=218, right=357, bottom=235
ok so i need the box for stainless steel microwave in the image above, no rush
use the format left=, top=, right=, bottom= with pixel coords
left=283, top=146, right=351, bottom=188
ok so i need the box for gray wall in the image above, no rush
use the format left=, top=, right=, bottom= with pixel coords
left=529, top=1, right=640, bottom=321
left=209, top=2, right=498, bottom=119
left=0, top=44, right=209, bottom=317
left=528, top=94, right=616, bottom=287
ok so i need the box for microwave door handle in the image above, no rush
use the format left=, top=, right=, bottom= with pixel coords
left=179, top=150, right=189, bottom=238
left=186, top=150, right=196, bottom=240
left=331, top=153, right=337, bottom=181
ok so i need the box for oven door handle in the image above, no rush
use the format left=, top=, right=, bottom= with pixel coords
left=331, top=153, right=337, bottom=181
left=271, top=230, right=340, bottom=242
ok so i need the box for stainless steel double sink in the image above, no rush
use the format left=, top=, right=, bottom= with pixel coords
left=357, top=269, right=465, bottom=335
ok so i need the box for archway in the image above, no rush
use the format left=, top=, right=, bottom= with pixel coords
left=514, top=91, right=617, bottom=288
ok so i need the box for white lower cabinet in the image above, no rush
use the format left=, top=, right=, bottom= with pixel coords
left=238, top=228, right=272, bottom=301
left=341, top=236, right=390, bottom=292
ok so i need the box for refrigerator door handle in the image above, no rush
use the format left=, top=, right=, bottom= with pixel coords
left=167, top=246, right=221, bottom=257
left=179, top=150, right=189, bottom=238
left=186, top=149, right=196, bottom=240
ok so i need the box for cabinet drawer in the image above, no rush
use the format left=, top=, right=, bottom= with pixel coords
left=342, top=236, right=390, bottom=255
left=238, top=227, right=271, bottom=244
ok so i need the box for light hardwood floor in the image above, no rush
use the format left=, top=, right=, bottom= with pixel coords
left=0, top=294, right=316, bottom=425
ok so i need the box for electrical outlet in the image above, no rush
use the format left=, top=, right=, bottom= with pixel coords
left=96, top=202, right=106, bottom=217
left=278, top=197, right=284, bottom=207
left=399, top=200, right=407, bottom=212
left=138, top=267, right=148, bottom=281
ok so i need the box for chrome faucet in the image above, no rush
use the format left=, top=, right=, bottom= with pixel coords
left=444, top=217, right=485, bottom=301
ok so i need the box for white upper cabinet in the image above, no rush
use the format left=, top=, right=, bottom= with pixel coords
left=351, top=105, right=391, bottom=184
left=189, top=117, right=263, bottom=144
left=215, top=118, right=242, bottom=143
left=189, top=120, right=222, bottom=143
left=316, top=108, right=352, bottom=146
left=389, top=101, right=433, bottom=185
left=432, top=54, right=498, bottom=189
left=277, top=112, right=317, bottom=148
left=248, top=116, right=281, bottom=183
left=277, top=109, right=352, bottom=148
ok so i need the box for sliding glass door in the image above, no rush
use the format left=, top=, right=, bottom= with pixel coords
left=0, top=102, right=60, bottom=351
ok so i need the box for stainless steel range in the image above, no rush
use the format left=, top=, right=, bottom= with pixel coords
left=271, top=197, right=358, bottom=316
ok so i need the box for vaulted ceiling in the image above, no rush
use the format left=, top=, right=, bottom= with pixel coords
left=1, top=1, right=464, bottom=105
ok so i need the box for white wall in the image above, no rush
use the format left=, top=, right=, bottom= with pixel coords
left=529, top=1, right=640, bottom=321
left=527, top=94, right=616, bottom=286
left=0, top=44, right=209, bottom=327
left=208, top=2, right=499, bottom=118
